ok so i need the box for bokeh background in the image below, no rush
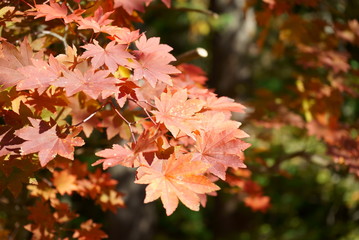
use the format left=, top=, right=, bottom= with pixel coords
left=99, top=0, right=359, bottom=239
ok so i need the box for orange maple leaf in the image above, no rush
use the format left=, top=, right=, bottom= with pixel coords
left=152, top=89, right=205, bottom=138
left=193, top=128, right=251, bottom=180
left=53, top=169, right=78, bottom=195
left=72, top=219, right=108, bottom=240
left=135, top=153, right=219, bottom=215
left=244, top=195, right=271, bottom=212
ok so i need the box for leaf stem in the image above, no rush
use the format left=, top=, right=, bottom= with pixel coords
left=73, top=101, right=108, bottom=127
left=109, top=101, right=137, bottom=144
left=54, top=107, right=65, bottom=122
left=129, top=98, right=157, bottom=125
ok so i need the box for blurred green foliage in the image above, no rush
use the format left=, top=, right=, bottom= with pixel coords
left=140, top=0, right=359, bottom=239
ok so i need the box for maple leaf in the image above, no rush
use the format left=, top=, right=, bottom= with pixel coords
left=0, top=39, right=33, bottom=89
left=56, top=45, right=81, bottom=67
left=135, top=153, right=219, bottom=215
left=24, top=88, right=67, bottom=115
left=196, top=112, right=249, bottom=138
left=135, top=35, right=173, bottom=54
left=175, top=63, right=208, bottom=85
left=82, top=40, right=134, bottom=72
left=129, top=52, right=180, bottom=87
left=94, top=144, right=134, bottom=168
left=34, top=0, right=68, bottom=22
left=114, top=0, right=152, bottom=14
left=96, top=189, right=125, bottom=213
left=15, top=119, right=84, bottom=167
left=27, top=182, right=57, bottom=201
left=193, top=128, right=251, bottom=180
left=79, top=169, right=119, bottom=200
left=53, top=169, right=78, bottom=195
left=94, top=128, right=159, bottom=168
left=244, top=196, right=271, bottom=212
left=0, top=156, right=40, bottom=197
left=73, top=219, right=108, bottom=240
left=33, top=0, right=83, bottom=23
left=17, top=55, right=63, bottom=94
left=127, top=35, right=181, bottom=87
left=0, top=126, right=25, bottom=157
left=55, top=68, right=117, bottom=99
left=25, top=200, right=56, bottom=238
left=205, top=95, right=246, bottom=114
left=77, top=7, right=113, bottom=33
left=152, top=89, right=205, bottom=138
left=116, top=78, right=139, bottom=107
left=103, top=27, right=140, bottom=45
left=52, top=199, right=78, bottom=223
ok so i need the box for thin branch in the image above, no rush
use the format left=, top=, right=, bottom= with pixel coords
left=39, top=30, right=68, bottom=48
left=74, top=101, right=109, bottom=127
left=128, top=98, right=157, bottom=125
left=139, top=99, right=156, bottom=108
left=174, top=48, right=208, bottom=65
left=109, top=101, right=137, bottom=144
left=142, top=107, right=157, bottom=125
left=54, top=107, right=65, bottom=122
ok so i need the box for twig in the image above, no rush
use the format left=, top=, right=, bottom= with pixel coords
left=128, top=98, right=157, bottom=125
left=174, top=48, right=208, bottom=65
left=109, top=101, right=137, bottom=143
left=74, top=101, right=109, bottom=127
left=54, top=107, right=65, bottom=122
left=142, top=107, right=157, bottom=125
left=40, top=30, right=68, bottom=48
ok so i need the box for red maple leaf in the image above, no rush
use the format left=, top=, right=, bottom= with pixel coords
left=116, top=78, right=139, bottom=107
left=82, top=40, right=134, bottom=72
left=15, top=119, right=84, bottom=167
left=135, top=153, right=219, bottom=215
